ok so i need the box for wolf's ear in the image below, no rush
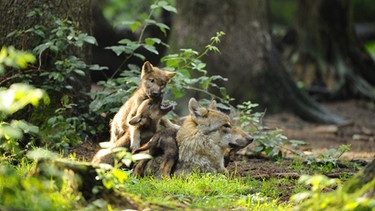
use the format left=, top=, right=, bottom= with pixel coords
left=165, top=71, right=176, bottom=81
left=188, top=98, right=208, bottom=117
left=141, top=61, right=154, bottom=77
left=208, top=100, right=217, bottom=110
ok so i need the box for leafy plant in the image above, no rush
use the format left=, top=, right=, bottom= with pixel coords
left=0, top=162, right=82, bottom=210
left=162, top=31, right=231, bottom=103
left=304, top=144, right=352, bottom=173
left=0, top=46, right=36, bottom=75
left=0, top=46, right=48, bottom=159
left=6, top=9, right=106, bottom=150
left=236, top=101, right=288, bottom=159
left=291, top=174, right=375, bottom=211
left=93, top=146, right=151, bottom=196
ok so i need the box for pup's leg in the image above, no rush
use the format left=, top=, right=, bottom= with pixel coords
left=133, top=160, right=149, bottom=177
left=129, top=126, right=141, bottom=151
left=160, top=118, right=180, bottom=130
left=160, top=158, right=176, bottom=178
left=132, top=135, right=159, bottom=154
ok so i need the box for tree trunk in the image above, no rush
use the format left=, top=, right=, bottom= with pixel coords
left=0, top=0, right=92, bottom=113
left=344, top=158, right=375, bottom=197
left=168, top=0, right=344, bottom=124
left=294, top=0, right=375, bottom=100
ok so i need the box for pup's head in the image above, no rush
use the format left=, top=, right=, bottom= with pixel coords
left=129, top=99, right=173, bottom=126
left=188, top=98, right=253, bottom=149
left=140, top=61, right=176, bottom=100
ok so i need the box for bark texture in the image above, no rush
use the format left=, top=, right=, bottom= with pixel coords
left=294, top=0, right=375, bottom=100
left=168, top=0, right=344, bottom=124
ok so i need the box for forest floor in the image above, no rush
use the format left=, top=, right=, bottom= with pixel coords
left=72, top=99, right=375, bottom=166
left=71, top=99, right=375, bottom=202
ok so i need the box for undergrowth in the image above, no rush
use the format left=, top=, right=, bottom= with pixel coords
left=0, top=1, right=372, bottom=210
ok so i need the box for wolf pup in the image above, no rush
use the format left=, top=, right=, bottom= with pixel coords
left=132, top=127, right=178, bottom=178
left=91, top=98, right=173, bottom=165
left=110, top=61, right=176, bottom=151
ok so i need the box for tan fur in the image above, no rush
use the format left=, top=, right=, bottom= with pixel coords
left=91, top=61, right=175, bottom=165
left=110, top=61, right=175, bottom=151
left=135, top=98, right=253, bottom=177
left=91, top=98, right=173, bottom=165
left=175, top=98, right=253, bottom=175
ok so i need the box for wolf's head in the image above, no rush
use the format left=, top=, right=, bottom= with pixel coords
left=140, top=61, right=176, bottom=100
left=128, top=98, right=173, bottom=127
left=187, top=98, right=253, bottom=149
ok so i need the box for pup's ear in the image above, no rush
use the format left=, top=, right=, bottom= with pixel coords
left=141, top=61, right=154, bottom=78
left=188, top=98, right=208, bottom=117
left=129, top=116, right=142, bottom=126
left=208, top=100, right=217, bottom=110
left=129, top=99, right=151, bottom=125
left=165, top=70, right=176, bottom=81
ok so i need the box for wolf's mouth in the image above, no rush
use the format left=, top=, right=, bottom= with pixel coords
left=160, top=103, right=173, bottom=113
left=228, top=143, right=241, bottom=149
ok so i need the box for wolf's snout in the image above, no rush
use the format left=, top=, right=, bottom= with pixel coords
left=245, top=135, right=254, bottom=144
left=151, top=91, right=160, bottom=97
left=151, top=91, right=163, bottom=99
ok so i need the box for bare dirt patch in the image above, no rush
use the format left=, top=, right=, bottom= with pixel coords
left=263, top=100, right=375, bottom=162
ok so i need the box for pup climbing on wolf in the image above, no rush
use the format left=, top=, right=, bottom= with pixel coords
left=110, top=61, right=176, bottom=151
left=91, top=61, right=175, bottom=165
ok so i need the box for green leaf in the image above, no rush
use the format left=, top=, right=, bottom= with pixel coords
left=105, top=46, right=127, bottom=56
left=155, top=22, right=170, bottom=31
left=26, top=148, right=59, bottom=160
left=88, top=64, right=108, bottom=71
left=0, top=123, right=22, bottom=140
left=112, top=168, right=128, bottom=183
left=130, top=21, right=142, bottom=32
left=143, top=44, right=158, bottom=55
left=162, top=5, right=177, bottom=13
left=11, top=120, right=39, bottom=134
left=74, top=69, right=86, bottom=76
left=172, top=87, right=184, bottom=98
left=202, top=78, right=211, bottom=90
left=178, top=69, right=191, bottom=78
left=151, top=1, right=177, bottom=13
left=83, top=35, right=97, bottom=45
left=145, top=38, right=161, bottom=46
left=133, top=53, right=146, bottom=61
left=290, top=192, right=311, bottom=202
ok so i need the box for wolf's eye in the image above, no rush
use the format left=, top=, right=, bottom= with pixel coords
left=222, top=123, right=232, bottom=129
left=150, top=78, right=155, bottom=83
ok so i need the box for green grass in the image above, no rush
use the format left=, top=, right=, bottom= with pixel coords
left=0, top=154, right=364, bottom=210
left=0, top=161, right=81, bottom=211
left=124, top=172, right=295, bottom=210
